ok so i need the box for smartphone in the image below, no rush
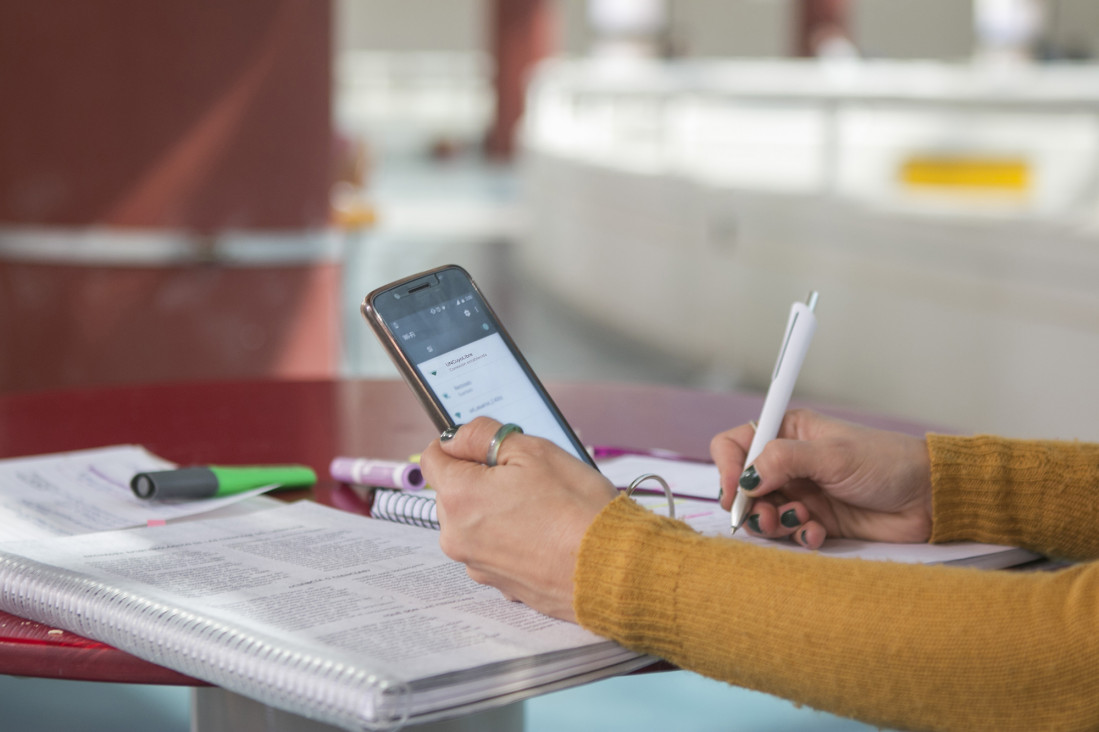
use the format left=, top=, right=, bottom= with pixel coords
left=362, top=265, right=596, bottom=468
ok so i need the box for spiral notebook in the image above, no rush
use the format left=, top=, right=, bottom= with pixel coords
left=371, top=487, right=440, bottom=530
left=0, top=500, right=651, bottom=730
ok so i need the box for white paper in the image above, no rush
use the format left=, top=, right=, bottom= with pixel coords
left=598, top=454, right=722, bottom=499
left=607, top=455, right=1038, bottom=568
left=0, top=445, right=275, bottom=541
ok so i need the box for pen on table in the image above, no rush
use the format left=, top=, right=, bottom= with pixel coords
left=130, top=465, right=316, bottom=500
left=731, top=291, right=819, bottom=534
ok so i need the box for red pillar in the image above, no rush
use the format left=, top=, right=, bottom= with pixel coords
left=485, top=0, right=555, bottom=159
left=793, top=0, right=852, bottom=57
left=0, top=0, right=331, bottom=230
left=0, top=1, right=337, bottom=392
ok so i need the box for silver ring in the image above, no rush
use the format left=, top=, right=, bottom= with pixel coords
left=486, top=423, right=523, bottom=467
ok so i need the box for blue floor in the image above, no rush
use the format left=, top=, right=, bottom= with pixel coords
left=0, top=671, right=887, bottom=731
left=526, top=670, right=886, bottom=732
left=0, top=677, right=190, bottom=732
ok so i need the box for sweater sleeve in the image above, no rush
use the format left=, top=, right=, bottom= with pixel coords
left=928, top=433, right=1099, bottom=560
left=575, top=495, right=1099, bottom=732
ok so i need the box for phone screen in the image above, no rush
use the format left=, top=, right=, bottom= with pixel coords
left=366, top=267, right=592, bottom=466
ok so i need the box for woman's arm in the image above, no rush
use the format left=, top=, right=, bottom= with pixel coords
left=581, top=429, right=1099, bottom=731
left=422, top=414, right=1099, bottom=731
left=577, top=496, right=1099, bottom=732
left=929, top=433, right=1099, bottom=560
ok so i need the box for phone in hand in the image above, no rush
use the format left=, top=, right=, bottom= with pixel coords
left=362, top=265, right=595, bottom=467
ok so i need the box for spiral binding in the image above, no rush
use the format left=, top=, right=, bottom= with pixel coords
left=0, top=550, right=411, bottom=731
left=371, top=488, right=440, bottom=530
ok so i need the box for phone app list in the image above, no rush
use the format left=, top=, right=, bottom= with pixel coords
left=417, top=333, right=575, bottom=452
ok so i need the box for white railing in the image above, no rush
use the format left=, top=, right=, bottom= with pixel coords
left=518, top=59, right=1099, bottom=441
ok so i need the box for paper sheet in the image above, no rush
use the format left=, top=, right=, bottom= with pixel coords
left=598, top=454, right=722, bottom=499
left=602, top=454, right=1039, bottom=568
left=0, top=445, right=275, bottom=541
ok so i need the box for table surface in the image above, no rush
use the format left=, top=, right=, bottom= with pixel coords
left=0, top=378, right=926, bottom=684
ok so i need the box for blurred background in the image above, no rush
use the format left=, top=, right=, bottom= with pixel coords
left=3, top=0, right=1099, bottom=442
left=2, top=2, right=1098, bottom=730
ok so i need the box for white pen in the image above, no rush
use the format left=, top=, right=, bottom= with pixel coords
left=731, top=291, right=819, bottom=533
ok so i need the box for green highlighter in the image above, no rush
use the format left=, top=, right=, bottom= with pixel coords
left=130, top=465, right=316, bottom=500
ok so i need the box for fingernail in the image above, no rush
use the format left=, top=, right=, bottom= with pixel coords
left=799, top=529, right=809, bottom=546
left=440, top=426, right=460, bottom=442
left=738, top=465, right=761, bottom=491
left=780, top=509, right=800, bottom=528
left=747, top=514, right=762, bottom=533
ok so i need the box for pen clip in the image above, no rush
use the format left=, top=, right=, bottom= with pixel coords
left=771, top=292, right=819, bottom=382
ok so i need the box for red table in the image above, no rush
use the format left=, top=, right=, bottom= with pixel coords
left=0, top=378, right=927, bottom=685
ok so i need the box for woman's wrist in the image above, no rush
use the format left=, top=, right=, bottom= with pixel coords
left=911, top=436, right=935, bottom=542
left=574, top=496, right=690, bottom=632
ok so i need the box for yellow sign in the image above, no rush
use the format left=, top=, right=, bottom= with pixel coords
left=900, top=156, right=1029, bottom=193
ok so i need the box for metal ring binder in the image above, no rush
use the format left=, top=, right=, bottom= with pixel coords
left=625, top=473, right=676, bottom=519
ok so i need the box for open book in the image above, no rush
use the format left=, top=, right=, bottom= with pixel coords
left=0, top=501, right=651, bottom=730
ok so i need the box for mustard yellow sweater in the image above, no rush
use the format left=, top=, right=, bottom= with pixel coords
left=575, top=434, right=1099, bottom=732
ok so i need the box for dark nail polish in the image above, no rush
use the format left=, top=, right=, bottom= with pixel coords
left=747, top=514, right=762, bottom=534
left=440, top=426, right=459, bottom=442
left=780, top=509, right=801, bottom=528
left=738, top=465, right=761, bottom=491
left=799, top=529, right=809, bottom=546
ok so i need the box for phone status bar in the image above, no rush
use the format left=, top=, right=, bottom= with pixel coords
left=391, top=293, right=497, bottom=362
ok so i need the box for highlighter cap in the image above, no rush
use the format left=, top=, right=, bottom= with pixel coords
left=131, top=467, right=218, bottom=500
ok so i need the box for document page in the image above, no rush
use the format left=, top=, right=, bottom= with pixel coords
left=0, top=445, right=276, bottom=541
left=598, top=454, right=723, bottom=499
left=0, top=501, right=632, bottom=686
left=606, top=455, right=1039, bottom=568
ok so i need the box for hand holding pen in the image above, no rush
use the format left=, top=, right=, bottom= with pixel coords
left=730, top=292, right=818, bottom=534
left=716, top=291, right=935, bottom=547
left=714, top=406, right=935, bottom=549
